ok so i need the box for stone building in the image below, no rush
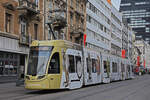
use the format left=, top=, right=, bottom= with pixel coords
left=0, top=0, right=44, bottom=81
left=45, top=0, right=87, bottom=44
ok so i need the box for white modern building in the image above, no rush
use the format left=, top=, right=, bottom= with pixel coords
left=86, top=0, right=122, bottom=57
left=110, top=5, right=122, bottom=57
left=86, top=0, right=111, bottom=54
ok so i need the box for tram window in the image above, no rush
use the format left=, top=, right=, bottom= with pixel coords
left=121, top=63, right=125, bottom=72
left=104, top=61, right=110, bottom=73
left=92, top=59, right=97, bottom=73
left=86, top=58, right=89, bottom=73
left=104, top=61, right=107, bottom=73
left=48, top=53, right=60, bottom=74
left=112, top=62, right=117, bottom=72
left=75, top=56, right=81, bottom=69
left=69, top=55, right=75, bottom=73
left=86, top=58, right=92, bottom=73
left=127, top=65, right=130, bottom=72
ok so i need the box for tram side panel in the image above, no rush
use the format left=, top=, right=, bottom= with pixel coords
left=110, top=56, right=120, bottom=82
left=121, top=59, right=127, bottom=80
left=83, top=49, right=102, bottom=86
left=60, top=48, right=83, bottom=89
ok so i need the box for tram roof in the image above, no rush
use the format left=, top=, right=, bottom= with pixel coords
left=30, top=40, right=81, bottom=48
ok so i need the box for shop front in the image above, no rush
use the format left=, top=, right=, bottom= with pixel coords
left=0, top=34, right=29, bottom=83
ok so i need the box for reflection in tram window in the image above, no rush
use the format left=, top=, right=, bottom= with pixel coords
left=48, top=53, right=60, bottom=74
left=69, top=55, right=75, bottom=73
left=27, top=47, right=52, bottom=76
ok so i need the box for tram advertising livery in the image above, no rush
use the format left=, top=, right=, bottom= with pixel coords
left=25, top=40, right=134, bottom=90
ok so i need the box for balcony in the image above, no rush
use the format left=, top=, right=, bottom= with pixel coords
left=19, top=34, right=32, bottom=45
left=75, top=7, right=84, bottom=16
left=17, top=0, right=39, bottom=16
left=70, top=25, right=84, bottom=37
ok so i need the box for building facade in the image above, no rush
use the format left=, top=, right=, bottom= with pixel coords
left=120, top=0, right=150, bottom=44
left=45, top=0, right=87, bottom=44
left=134, top=40, right=150, bottom=68
left=86, top=0, right=111, bottom=53
left=0, top=0, right=44, bottom=80
left=110, top=5, right=122, bottom=57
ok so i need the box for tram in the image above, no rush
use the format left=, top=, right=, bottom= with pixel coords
left=25, top=40, right=134, bottom=90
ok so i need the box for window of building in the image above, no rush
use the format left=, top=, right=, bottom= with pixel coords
left=5, top=13, right=13, bottom=33
left=99, top=23, right=103, bottom=31
left=70, top=13, right=73, bottom=26
left=70, top=0, right=73, bottom=7
left=120, top=3, right=131, bottom=6
left=76, top=0, right=79, bottom=11
left=34, top=0, right=39, bottom=10
left=135, top=2, right=147, bottom=5
left=146, top=27, right=150, bottom=33
left=87, top=15, right=91, bottom=23
left=34, top=24, right=38, bottom=40
left=20, top=21, right=26, bottom=35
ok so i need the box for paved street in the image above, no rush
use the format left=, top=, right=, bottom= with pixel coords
left=0, top=75, right=150, bottom=100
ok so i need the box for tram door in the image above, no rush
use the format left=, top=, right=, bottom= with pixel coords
left=48, top=52, right=61, bottom=89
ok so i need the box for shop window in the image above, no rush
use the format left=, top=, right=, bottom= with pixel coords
left=10, top=54, right=13, bottom=59
left=6, top=54, right=9, bottom=58
left=48, top=53, right=60, bottom=74
left=68, top=55, right=75, bottom=73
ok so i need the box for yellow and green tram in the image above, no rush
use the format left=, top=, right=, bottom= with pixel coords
left=25, top=40, right=134, bottom=90
left=25, top=40, right=83, bottom=90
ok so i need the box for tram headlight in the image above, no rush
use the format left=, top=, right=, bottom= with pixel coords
left=37, top=75, right=45, bottom=80
left=25, top=76, right=30, bottom=80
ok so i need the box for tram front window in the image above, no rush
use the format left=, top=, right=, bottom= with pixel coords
left=27, top=46, right=53, bottom=76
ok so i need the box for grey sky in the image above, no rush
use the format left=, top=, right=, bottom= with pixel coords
left=111, top=0, right=121, bottom=10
